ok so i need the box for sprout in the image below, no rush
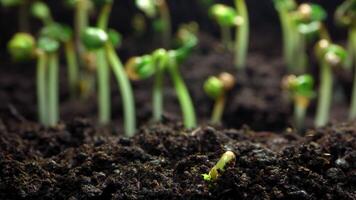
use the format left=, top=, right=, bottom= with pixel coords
left=282, top=74, right=314, bottom=130
left=82, top=27, right=136, bottom=136
left=314, top=40, right=348, bottom=127
left=124, top=28, right=197, bottom=128
left=31, top=1, right=53, bottom=25
left=135, top=0, right=171, bottom=47
left=202, top=151, right=236, bottom=182
left=7, top=32, right=36, bottom=61
left=204, top=72, right=236, bottom=125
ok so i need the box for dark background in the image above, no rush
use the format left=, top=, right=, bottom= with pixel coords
left=0, top=0, right=346, bottom=61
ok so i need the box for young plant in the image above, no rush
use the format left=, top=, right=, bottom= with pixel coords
left=282, top=74, right=314, bottom=130
left=125, top=28, right=198, bottom=128
left=334, top=0, right=356, bottom=119
left=8, top=33, right=60, bottom=127
left=202, top=151, right=236, bottom=182
left=135, top=0, right=171, bottom=47
left=204, top=72, right=236, bottom=125
left=82, top=27, right=136, bottom=137
left=234, top=0, right=249, bottom=70
left=0, top=0, right=30, bottom=31
left=314, top=39, right=347, bottom=127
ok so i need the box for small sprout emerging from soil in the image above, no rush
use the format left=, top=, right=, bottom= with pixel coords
left=82, top=27, right=136, bottom=136
left=314, top=40, right=348, bottom=127
left=135, top=0, right=171, bottom=47
left=204, top=72, right=236, bottom=125
left=282, top=74, right=314, bottom=130
left=125, top=27, right=197, bottom=128
left=203, top=151, right=236, bottom=181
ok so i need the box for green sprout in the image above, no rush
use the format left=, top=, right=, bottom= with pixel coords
left=8, top=33, right=60, bottom=127
left=0, top=0, right=29, bottom=31
left=82, top=27, right=136, bottom=137
left=135, top=0, right=171, bottom=47
left=314, top=40, right=348, bottom=127
left=202, top=151, right=236, bottom=182
left=125, top=28, right=197, bottom=128
left=31, top=1, right=53, bottom=25
left=204, top=72, right=236, bottom=125
left=282, top=74, right=314, bottom=130
left=209, top=2, right=249, bottom=69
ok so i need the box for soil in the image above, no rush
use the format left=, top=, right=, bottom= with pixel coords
left=1, top=1, right=356, bottom=199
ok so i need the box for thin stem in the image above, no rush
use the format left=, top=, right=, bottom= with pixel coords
left=97, top=3, right=112, bottom=30
left=152, top=58, right=165, bottom=122
left=315, top=61, right=333, bottom=127
left=36, top=52, right=48, bottom=126
left=106, top=44, right=136, bottom=137
left=167, top=54, right=196, bottom=128
left=158, top=0, right=171, bottom=48
left=277, top=7, right=295, bottom=70
left=211, top=95, right=226, bottom=125
left=345, top=29, right=355, bottom=70
left=18, top=2, right=29, bottom=32
left=349, top=27, right=356, bottom=119
left=234, top=0, right=249, bottom=69
left=75, top=0, right=89, bottom=55
left=65, top=40, right=79, bottom=98
left=221, top=26, right=232, bottom=50
left=294, top=96, right=308, bottom=131
left=96, top=49, right=111, bottom=125
left=295, top=33, right=307, bottom=74
left=47, top=52, right=60, bottom=127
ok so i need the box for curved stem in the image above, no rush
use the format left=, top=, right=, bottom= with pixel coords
left=36, top=53, right=48, bottom=126
left=97, top=49, right=111, bottom=125
left=97, top=3, right=112, bottom=30
left=211, top=95, right=226, bottom=125
left=47, top=52, right=60, bottom=127
left=234, top=0, right=249, bottom=69
left=152, top=58, right=165, bottom=122
left=315, top=61, right=333, bottom=127
left=158, top=0, right=171, bottom=48
left=167, top=54, right=196, bottom=128
left=349, top=28, right=356, bottom=119
left=65, top=40, right=79, bottom=98
left=106, top=44, right=136, bottom=137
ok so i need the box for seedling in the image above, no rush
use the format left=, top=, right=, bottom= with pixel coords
left=8, top=33, right=60, bottom=127
left=135, top=0, right=171, bottom=47
left=204, top=72, right=236, bottom=125
left=202, top=151, right=236, bottom=182
left=335, top=0, right=356, bottom=119
left=209, top=2, right=249, bottom=69
left=125, top=28, right=197, bottom=128
left=82, top=27, right=136, bottom=136
left=282, top=74, right=314, bottom=130
left=314, top=39, right=347, bottom=127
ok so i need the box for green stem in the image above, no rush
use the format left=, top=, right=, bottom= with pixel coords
left=106, top=44, right=136, bottom=137
left=47, top=52, right=60, bottom=127
left=167, top=53, right=196, bottom=128
left=36, top=52, right=48, bottom=126
left=349, top=28, right=356, bottom=119
left=75, top=0, right=89, bottom=54
left=158, top=0, right=171, bottom=48
left=97, top=3, right=112, bottom=30
left=65, top=40, right=79, bottom=98
left=211, top=95, right=226, bottom=125
left=345, top=29, right=355, bottom=70
left=315, top=61, right=333, bottom=127
left=96, top=49, right=111, bottom=125
left=294, top=100, right=307, bottom=131
left=152, top=59, right=165, bottom=122
left=221, top=26, right=232, bottom=50
left=234, top=0, right=249, bottom=69
left=277, top=7, right=294, bottom=70
left=296, top=33, right=307, bottom=74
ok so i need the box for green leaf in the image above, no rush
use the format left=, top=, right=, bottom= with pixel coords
left=81, top=27, right=108, bottom=50
left=7, top=33, right=36, bottom=61
left=40, top=23, right=73, bottom=42
left=0, top=0, right=23, bottom=7
left=108, top=29, right=122, bottom=48
left=135, top=0, right=157, bottom=18
left=210, top=4, right=238, bottom=27
left=204, top=76, right=224, bottom=99
left=294, top=74, right=315, bottom=98
left=38, top=36, right=60, bottom=53
left=31, top=1, right=51, bottom=20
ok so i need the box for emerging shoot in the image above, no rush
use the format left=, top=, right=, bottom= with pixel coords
left=204, top=72, right=236, bottom=125
left=202, top=151, right=236, bottom=182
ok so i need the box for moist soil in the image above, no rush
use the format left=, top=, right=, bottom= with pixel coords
left=0, top=30, right=355, bottom=199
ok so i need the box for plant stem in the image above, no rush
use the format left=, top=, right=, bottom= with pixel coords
left=211, top=95, right=226, bottom=125
left=345, top=29, right=355, bottom=70
left=75, top=0, right=89, bottom=52
left=106, top=44, right=136, bottom=137
left=158, top=0, right=171, bottom=48
left=97, top=3, right=112, bottom=29
left=295, top=33, right=307, bottom=74
left=315, top=61, right=333, bottom=127
left=167, top=53, right=196, bottom=128
left=36, top=52, right=48, bottom=126
left=294, top=96, right=308, bottom=131
left=234, top=0, right=249, bottom=69
left=65, top=40, right=79, bottom=98
left=277, top=7, right=295, bottom=70
left=47, top=52, right=59, bottom=127
left=221, top=26, right=232, bottom=50
left=349, top=27, right=356, bottom=119
left=96, top=49, right=111, bottom=124
left=152, top=58, right=165, bottom=122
